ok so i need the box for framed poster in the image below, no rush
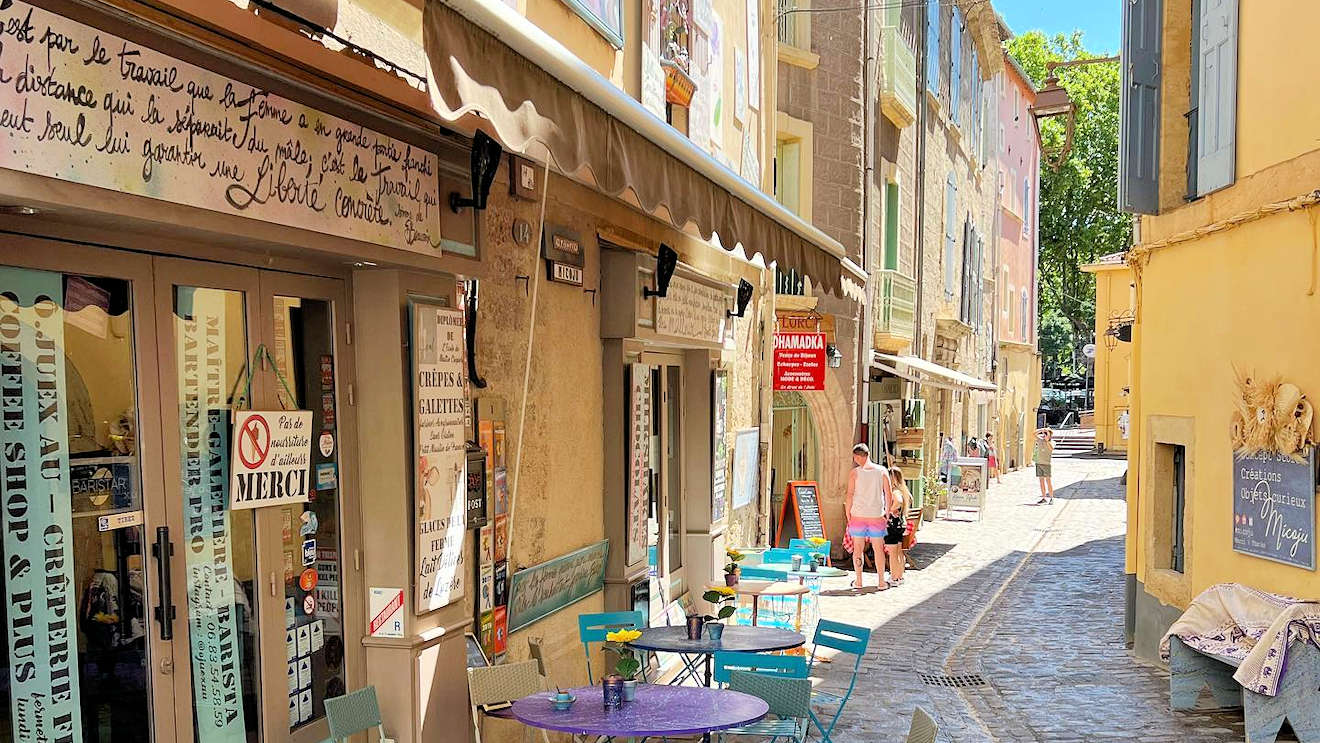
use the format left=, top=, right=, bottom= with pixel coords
left=507, top=540, right=610, bottom=633
left=1232, top=449, right=1317, bottom=570
left=712, top=372, right=729, bottom=522
left=410, top=299, right=469, bottom=613
left=731, top=428, right=760, bottom=510
left=627, top=364, right=651, bottom=565
left=557, top=0, right=623, bottom=47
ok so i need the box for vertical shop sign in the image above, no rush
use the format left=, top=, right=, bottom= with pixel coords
left=176, top=288, right=247, bottom=742
left=773, top=331, right=826, bottom=390
left=711, top=372, right=729, bottom=522
left=627, top=364, right=652, bottom=565
left=412, top=301, right=468, bottom=612
left=0, top=268, right=84, bottom=743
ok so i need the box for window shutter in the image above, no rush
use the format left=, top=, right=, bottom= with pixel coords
left=1196, top=0, right=1237, bottom=195
left=960, top=219, right=973, bottom=321
left=944, top=177, right=957, bottom=297
left=950, top=9, right=962, bottom=112
left=926, top=0, right=940, bottom=94
left=1119, top=0, right=1163, bottom=214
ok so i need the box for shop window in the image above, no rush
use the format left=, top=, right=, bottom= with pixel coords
left=1152, top=439, right=1190, bottom=574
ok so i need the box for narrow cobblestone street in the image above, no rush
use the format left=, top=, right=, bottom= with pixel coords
left=809, top=457, right=1254, bottom=742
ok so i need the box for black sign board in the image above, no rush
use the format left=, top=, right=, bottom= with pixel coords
left=466, top=444, right=488, bottom=529
left=775, top=481, right=827, bottom=545
left=543, top=225, right=585, bottom=286
left=1232, top=449, right=1317, bottom=570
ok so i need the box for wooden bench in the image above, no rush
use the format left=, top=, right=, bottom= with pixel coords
left=1169, top=635, right=1320, bottom=743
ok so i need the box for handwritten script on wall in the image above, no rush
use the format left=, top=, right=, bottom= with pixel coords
left=655, top=275, right=728, bottom=344
left=0, top=2, right=442, bottom=252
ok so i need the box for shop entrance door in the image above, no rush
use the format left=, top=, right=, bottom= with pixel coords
left=642, top=355, right=685, bottom=623
left=153, top=258, right=356, bottom=743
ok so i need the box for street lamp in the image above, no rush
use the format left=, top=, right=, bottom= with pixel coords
left=1028, top=56, right=1119, bottom=170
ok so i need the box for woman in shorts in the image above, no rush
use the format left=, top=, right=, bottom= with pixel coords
left=883, top=466, right=912, bottom=587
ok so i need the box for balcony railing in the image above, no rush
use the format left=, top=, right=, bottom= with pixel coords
left=776, top=267, right=807, bottom=296
left=874, top=270, right=917, bottom=350
left=777, top=0, right=806, bottom=48
left=880, top=25, right=917, bottom=128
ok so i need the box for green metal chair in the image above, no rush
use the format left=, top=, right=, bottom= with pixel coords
left=577, top=610, right=647, bottom=682
left=717, top=670, right=812, bottom=743
left=712, top=651, right=808, bottom=686
left=806, top=620, right=872, bottom=743
left=905, top=706, right=939, bottom=743
left=323, top=686, right=388, bottom=742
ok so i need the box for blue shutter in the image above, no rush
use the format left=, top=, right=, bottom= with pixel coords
left=950, top=8, right=962, bottom=113
left=926, top=0, right=940, bottom=94
left=944, top=177, right=957, bottom=297
left=969, top=50, right=979, bottom=139
left=1119, top=0, right=1163, bottom=214
left=1196, top=0, right=1237, bottom=194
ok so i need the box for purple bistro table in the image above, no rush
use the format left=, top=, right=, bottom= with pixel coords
left=512, top=684, right=768, bottom=742
left=628, top=625, right=805, bottom=688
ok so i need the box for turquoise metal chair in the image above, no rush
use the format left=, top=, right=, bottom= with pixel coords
left=578, top=610, right=646, bottom=682
left=323, top=686, right=387, bottom=742
left=712, top=651, right=808, bottom=686
left=762, top=548, right=798, bottom=564
left=788, top=539, right=830, bottom=556
left=718, top=671, right=812, bottom=743
left=739, top=565, right=789, bottom=580
left=806, top=620, right=872, bottom=743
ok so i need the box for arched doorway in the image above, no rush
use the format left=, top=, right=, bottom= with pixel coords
left=771, top=391, right=820, bottom=544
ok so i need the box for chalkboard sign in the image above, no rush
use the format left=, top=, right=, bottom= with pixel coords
left=466, top=445, right=488, bottom=529
left=775, top=481, right=827, bottom=545
left=1232, top=449, right=1316, bottom=570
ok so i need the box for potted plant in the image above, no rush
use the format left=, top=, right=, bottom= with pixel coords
left=701, top=585, right=738, bottom=640
left=723, top=549, right=745, bottom=586
left=807, top=552, right=825, bottom=572
left=604, top=629, right=643, bottom=701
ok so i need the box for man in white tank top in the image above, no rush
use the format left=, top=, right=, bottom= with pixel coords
left=845, top=443, right=893, bottom=589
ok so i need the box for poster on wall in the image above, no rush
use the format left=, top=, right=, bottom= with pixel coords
left=627, top=364, right=652, bottom=565
left=0, top=268, right=86, bottom=743
left=1232, top=449, right=1317, bottom=570
left=773, top=332, right=827, bottom=391
left=712, top=372, right=730, bottom=522
left=734, top=48, right=748, bottom=125
left=641, top=43, right=667, bottom=119
left=746, top=0, right=760, bottom=105
left=411, top=301, right=469, bottom=613
left=0, top=2, right=443, bottom=255
left=507, top=540, right=609, bottom=633
left=731, top=428, right=760, bottom=510
left=709, top=12, right=725, bottom=150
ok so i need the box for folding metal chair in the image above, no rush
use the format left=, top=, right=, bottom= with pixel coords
left=717, top=671, right=813, bottom=743
left=806, top=620, right=872, bottom=743
left=577, top=610, right=647, bottom=683
left=712, top=651, right=808, bottom=687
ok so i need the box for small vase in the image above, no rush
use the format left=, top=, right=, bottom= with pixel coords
left=685, top=615, right=706, bottom=640
left=724, top=572, right=739, bottom=586
left=791, top=555, right=803, bottom=571
left=706, top=622, right=725, bottom=641
left=808, top=560, right=818, bottom=572
left=621, top=679, right=637, bottom=702
left=602, top=675, right=624, bottom=710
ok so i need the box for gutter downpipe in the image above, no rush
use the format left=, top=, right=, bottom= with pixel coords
left=858, top=2, right=876, bottom=441
left=913, top=8, right=928, bottom=354
left=437, top=0, right=866, bottom=285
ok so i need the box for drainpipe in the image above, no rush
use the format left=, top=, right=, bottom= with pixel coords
left=913, top=11, right=928, bottom=353
left=857, top=1, right=876, bottom=441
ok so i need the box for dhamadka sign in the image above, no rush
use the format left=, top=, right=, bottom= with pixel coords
left=230, top=410, right=313, bottom=510
left=773, top=331, right=826, bottom=391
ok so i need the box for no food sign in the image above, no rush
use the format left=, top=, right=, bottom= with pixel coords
left=230, top=410, right=314, bottom=510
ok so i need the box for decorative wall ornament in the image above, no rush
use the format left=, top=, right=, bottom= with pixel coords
left=1230, top=368, right=1315, bottom=461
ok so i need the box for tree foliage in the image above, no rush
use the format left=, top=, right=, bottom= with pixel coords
left=1005, top=31, right=1129, bottom=383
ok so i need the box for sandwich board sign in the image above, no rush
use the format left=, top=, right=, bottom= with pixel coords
left=230, top=410, right=314, bottom=510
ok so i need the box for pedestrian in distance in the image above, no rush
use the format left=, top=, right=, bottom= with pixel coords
left=985, top=432, right=1003, bottom=485
left=844, top=443, right=893, bottom=590
left=1034, top=428, right=1055, bottom=504
left=938, top=432, right=957, bottom=484
left=884, top=466, right=912, bottom=587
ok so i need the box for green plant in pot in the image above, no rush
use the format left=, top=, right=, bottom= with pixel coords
left=604, top=629, right=643, bottom=700
left=702, top=585, right=738, bottom=640
left=808, top=552, right=826, bottom=571
left=723, top=549, right=745, bottom=585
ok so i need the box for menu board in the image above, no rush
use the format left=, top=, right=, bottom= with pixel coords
left=1233, top=449, right=1317, bottom=570
left=627, top=364, right=651, bottom=565
left=774, top=481, right=825, bottom=544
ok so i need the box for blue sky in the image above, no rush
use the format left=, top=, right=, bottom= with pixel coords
left=994, top=0, right=1121, bottom=54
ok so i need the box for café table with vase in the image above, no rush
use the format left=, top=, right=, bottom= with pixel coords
left=513, top=683, right=768, bottom=743
left=627, top=624, right=805, bottom=688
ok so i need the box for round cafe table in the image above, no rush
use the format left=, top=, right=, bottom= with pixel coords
left=628, top=625, right=805, bottom=687
left=512, top=684, right=768, bottom=742
left=729, top=580, right=812, bottom=628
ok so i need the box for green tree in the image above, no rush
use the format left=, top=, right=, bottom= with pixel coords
left=1005, top=31, right=1128, bottom=384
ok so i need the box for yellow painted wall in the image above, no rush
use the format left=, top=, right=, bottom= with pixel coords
left=995, top=343, right=1040, bottom=471
left=1088, top=266, right=1133, bottom=454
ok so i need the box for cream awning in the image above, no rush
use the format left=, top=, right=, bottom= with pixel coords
left=422, top=0, right=866, bottom=295
left=872, top=352, right=997, bottom=393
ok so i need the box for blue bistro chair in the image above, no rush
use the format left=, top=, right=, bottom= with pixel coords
left=712, top=651, right=808, bottom=687
left=761, top=548, right=798, bottom=564
left=578, top=610, right=647, bottom=682
left=323, top=686, right=388, bottom=742
left=806, top=620, right=872, bottom=743
left=789, top=539, right=831, bottom=561
left=739, top=565, right=790, bottom=581
left=718, top=671, right=813, bottom=743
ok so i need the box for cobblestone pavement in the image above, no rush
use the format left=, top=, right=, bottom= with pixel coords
left=807, top=457, right=1257, bottom=743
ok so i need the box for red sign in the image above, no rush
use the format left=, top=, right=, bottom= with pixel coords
left=773, top=332, right=827, bottom=391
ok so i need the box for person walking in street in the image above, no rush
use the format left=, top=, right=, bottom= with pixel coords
left=985, top=432, right=1003, bottom=485
left=1034, top=428, right=1055, bottom=504
left=938, top=432, right=958, bottom=484
left=844, top=443, right=893, bottom=590
left=884, top=466, right=912, bottom=587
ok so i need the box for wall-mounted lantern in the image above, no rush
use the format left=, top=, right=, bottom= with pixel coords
left=1028, top=56, right=1118, bottom=171
left=643, top=244, right=679, bottom=299
left=727, top=278, right=754, bottom=318
left=450, top=130, right=504, bottom=213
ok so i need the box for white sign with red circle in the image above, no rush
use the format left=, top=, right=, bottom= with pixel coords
left=230, top=410, right=314, bottom=510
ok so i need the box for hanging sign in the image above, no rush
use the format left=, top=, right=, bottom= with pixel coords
left=773, top=331, right=826, bottom=390
left=412, top=301, right=468, bottom=613
left=0, top=267, right=85, bottom=743
left=1232, top=449, right=1317, bottom=570
left=229, top=410, right=313, bottom=510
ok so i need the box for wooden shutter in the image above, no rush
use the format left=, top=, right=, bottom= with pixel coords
left=960, top=219, right=973, bottom=322
left=950, top=8, right=962, bottom=112
left=944, top=177, right=957, bottom=297
left=1119, top=0, right=1163, bottom=214
left=926, top=0, right=940, bottom=94
left=1196, top=0, right=1237, bottom=194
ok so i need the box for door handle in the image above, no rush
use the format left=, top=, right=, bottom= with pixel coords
left=152, top=526, right=176, bottom=641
